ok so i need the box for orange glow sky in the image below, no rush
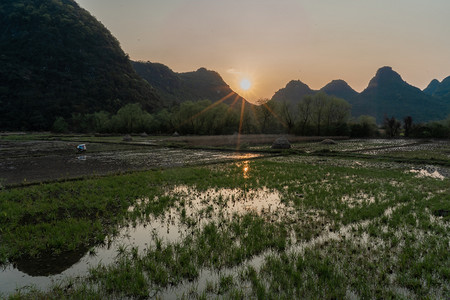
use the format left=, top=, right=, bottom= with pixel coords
left=76, top=0, right=450, bottom=103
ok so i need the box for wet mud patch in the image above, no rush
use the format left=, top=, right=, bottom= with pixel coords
left=408, top=166, right=447, bottom=180
left=267, top=154, right=450, bottom=180
left=0, top=140, right=263, bottom=186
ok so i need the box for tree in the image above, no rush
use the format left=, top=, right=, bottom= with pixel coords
left=52, top=117, right=69, bottom=133
left=384, top=116, right=401, bottom=138
left=111, top=103, right=152, bottom=133
left=403, top=116, right=413, bottom=137
left=279, top=101, right=296, bottom=134
left=154, top=109, right=173, bottom=133
left=297, top=95, right=313, bottom=135
left=311, top=92, right=328, bottom=135
left=323, top=96, right=351, bottom=134
left=254, top=99, right=281, bottom=133
left=350, top=115, right=378, bottom=137
left=295, top=93, right=351, bottom=136
left=92, top=111, right=111, bottom=133
left=71, top=113, right=91, bottom=133
left=173, top=100, right=207, bottom=134
left=206, top=103, right=238, bottom=134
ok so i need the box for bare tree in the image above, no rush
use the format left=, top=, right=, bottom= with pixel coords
left=384, top=116, right=401, bottom=138
left=403, top=116, right=413, bottom=137
left=297, top=95, right=313, bottom=135
left=311, top=92, right=328, bottom=136
left=255, top=99, right=277, bottom=133
left=279, top=101, right=296, bottom=133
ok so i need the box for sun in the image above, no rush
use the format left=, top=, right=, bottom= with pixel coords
left=240, top=78, right=252, bottom=91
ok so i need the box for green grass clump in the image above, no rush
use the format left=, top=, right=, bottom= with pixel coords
left=0, top=171, right=171, bottom=263
left=87, top=213, right=289, bottom=298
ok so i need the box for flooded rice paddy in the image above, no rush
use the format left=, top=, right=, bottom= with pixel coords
left=0, top=137, right=449, bottom=298
left=0, top=182, right=289, bottom=294
left=0, top=140, right=262, bottom=186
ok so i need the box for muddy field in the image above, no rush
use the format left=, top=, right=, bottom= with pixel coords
left=2, top=135, right=448, bottom=186
left=0, top=139, right=265, bottom=186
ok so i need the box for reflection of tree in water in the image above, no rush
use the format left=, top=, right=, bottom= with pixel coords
left=14, top=246, right=90, bottom=276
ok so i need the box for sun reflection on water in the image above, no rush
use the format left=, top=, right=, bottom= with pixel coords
left=243, top=161, right=249, bottom=178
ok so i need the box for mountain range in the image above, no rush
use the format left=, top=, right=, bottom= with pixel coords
left=1, top=0, right=449, bottom=130
left=272, top=66, right=450, bottom=123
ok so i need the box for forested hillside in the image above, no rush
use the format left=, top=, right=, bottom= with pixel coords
left=0, top=0, right=161, bottom=130
left=132, top=61, right=240, bottom=106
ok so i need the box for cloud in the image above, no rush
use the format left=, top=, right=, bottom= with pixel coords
left=227, top=68, right=242, bottom=75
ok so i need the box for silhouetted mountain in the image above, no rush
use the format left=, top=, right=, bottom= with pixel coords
left=272, top=67, right=450, bottom=123
left=0, top=0, right=161, bottom=130
left=179, top=68, right=239, bottom=104
left=272, top=79, right=358, bottom=107
left=320, top=80, right=358, bottom=102
left=356, top=67, right=448, bottom=123
left=271, top=80, right=315, bottom=107
left=132, top=61, right=240, bottom=106
left=433, top=76, right=450, bottom=99
left=423, top=79, right=440, bottom=95
left=423, top=77, right=450, bottom=109
left=131, top=62, right=183, bottom=106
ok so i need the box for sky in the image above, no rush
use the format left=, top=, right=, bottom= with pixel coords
left=76, top=0, right=450, bottom=103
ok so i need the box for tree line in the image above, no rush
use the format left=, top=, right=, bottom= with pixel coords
left=52, top=92, right=450, bottom=138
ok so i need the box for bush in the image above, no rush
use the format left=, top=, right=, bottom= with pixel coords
left=52, top=117, right=69, bottom=133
